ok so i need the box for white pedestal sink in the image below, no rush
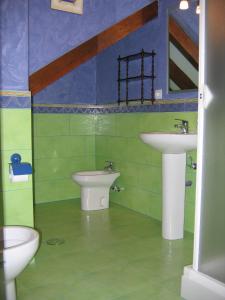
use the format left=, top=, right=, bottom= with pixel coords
left=140, top=132, right=197, bottom=240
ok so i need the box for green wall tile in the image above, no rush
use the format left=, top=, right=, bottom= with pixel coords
left=139, top=113, right=166, bottom=132
left=34, top=135, right=95, bottom=160
left=139, top=112, right=197, bottom=133
left=33, top=114, right=70, bottom=137
left=34, top=157, right=77, bottom=181
left=3, top=189, right=34, bottom=226
left=95, top=155, right=111, bottom=171
left=185, top=151, right=197, bottom=224
left=126, top=138, right=160, bottom=166
left=0, top=108, right=34, bottom=227
left=148, top=192, right=162, bottom=221
left=185, top=169, right=197, bottom=205
left=95, top=114, right=116, bottom=136
left=35, top=179, right=79, bottom=204
left=70, top=114, right=95, bottom=136
left=70, top=136, right=94, bottom=157
left=84, top=136, right=95, bottom=155
left=126, top=138, right=143, bottom=163
left=1, top=109, right=31, bottom=150
left=111, top=186, right=152, bottom=217
left=33, top=114, right=96, bottom=204
left=95, top=136, right=110, bottom=157
left=34, top=156, right=96, bottom=182
left=139, top=165, right=162, bottom=194
left=184, top=202, right=195, bottom=233
left=115, top=162, right=140, bottom=188
left=34, top=136, right=73, bottom=159
left=125, top=138, right=161, bottom=167
left=107, top=137, right=128, bottom=161
left=83, top=156, right=96, bottom=170
left=114, top=114, right=141, bottom=138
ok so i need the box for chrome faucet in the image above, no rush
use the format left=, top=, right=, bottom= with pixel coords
left=104, top=161, right=114, bottom=172
left=174, top=119, right=189, bottom=134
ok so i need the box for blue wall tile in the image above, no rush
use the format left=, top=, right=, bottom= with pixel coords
left=184, top=102, right=198, bottom=112
left=29, top=0, right=153, bottom=74
left=30, top=0, right=198, bottom=106
left=115, top=0, right=151, bottom=22
left=0, top=0, right=28, bottom=90
left=96, top=0, right=198, bottom=104
left=33, top=58, right=96, bottom=105
left=159, top=103, right=185, bottom=112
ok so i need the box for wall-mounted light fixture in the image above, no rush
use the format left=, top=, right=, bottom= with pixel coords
left=196, top=1, right=200, bottom=14
left=179, top=0, right=200, bottom=14
left=179, top=0, right=189, bottom=10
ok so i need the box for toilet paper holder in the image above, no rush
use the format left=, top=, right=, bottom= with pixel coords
left=9, top=153, right=32, bottom=183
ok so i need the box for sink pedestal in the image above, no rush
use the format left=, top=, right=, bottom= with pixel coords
left=140, top=132, right=197, bottom=241
left=162, top=153, right=186, bottom=240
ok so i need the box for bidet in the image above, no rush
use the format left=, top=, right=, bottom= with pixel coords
left=72, top=170, right=120, bottom=210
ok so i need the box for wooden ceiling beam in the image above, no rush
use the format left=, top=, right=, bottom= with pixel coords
left=29, top=1, right=158, bottom=95
left=169, top=16, right=199, bottom=69
left=169, top=59, right=197, bottom=90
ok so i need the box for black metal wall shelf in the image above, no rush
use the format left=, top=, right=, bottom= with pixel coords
left=119, top=75, right=154, bottom=82
left=119, top=51, right=154, bottom=61
left=117, top=49, right=156, bottom=105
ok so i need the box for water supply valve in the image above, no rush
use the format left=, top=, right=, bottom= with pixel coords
left=187, top=155, right=197, bottom=170
left=111, top=185, right=125, bottom=192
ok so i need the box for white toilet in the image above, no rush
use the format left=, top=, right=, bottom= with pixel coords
left=0, top=226, right=39, bottom=300
left=72, top=170, right=120, bottom=211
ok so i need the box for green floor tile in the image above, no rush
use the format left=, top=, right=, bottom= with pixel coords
left=17, top=199, right=193, bottom=300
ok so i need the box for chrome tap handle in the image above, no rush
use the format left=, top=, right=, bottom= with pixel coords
left=174, top=118, right=188, bottom=125
left=174, top=119, right=189, bottom=134
left=104, top=161, right=114, bottom=171
left=105, top=160, right=113, bottom=166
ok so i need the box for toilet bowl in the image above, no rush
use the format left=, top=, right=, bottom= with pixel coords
left=0, top=226, right=39, bottom=300
left=72, top=170, right=120, bottom=211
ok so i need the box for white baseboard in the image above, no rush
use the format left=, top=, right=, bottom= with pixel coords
left=181, top=266, right=225, bottom=300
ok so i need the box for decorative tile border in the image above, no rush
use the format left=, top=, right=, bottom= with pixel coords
left=32, top=105, right=96, bottom=114
left=33, top=98, right=198, bottom=114
left=0, top=90, right=31, bottom=109
left=0, top=96, right=31, bottom=109
left=0, top=90, right=31, bottom=97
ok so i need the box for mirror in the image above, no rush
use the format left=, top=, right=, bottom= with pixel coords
left=168, top=2, right=199, bottom=93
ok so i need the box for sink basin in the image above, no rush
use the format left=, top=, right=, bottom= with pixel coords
left=0, top=226, right=39, bottom=300
left=140, top=132, right=197, bottom=154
